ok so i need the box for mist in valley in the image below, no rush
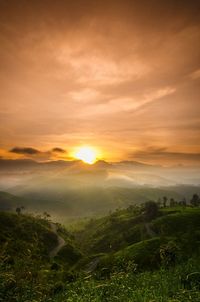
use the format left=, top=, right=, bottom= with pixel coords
left=1, top=159, right=199, bottom=222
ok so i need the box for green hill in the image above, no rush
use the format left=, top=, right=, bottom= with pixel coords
left=0, top=211, right=58, bottom=260
left=0, top=204, right=200, bottom=301
left=0, top=212, right=81, bottom=301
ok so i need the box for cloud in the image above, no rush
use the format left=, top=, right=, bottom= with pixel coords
left=10, top=147, right=40, bottom=155
left=9, top=146, right=67, bottom=160
left=52, top=147, right=66, bottom=153
left=130, top=147, right=200, bottom=164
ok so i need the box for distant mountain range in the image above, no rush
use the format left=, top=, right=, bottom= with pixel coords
left=0, top=158, right=157, bottom=171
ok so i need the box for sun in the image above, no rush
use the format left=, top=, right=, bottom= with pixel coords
left=73, top=146, right=99, bottom=164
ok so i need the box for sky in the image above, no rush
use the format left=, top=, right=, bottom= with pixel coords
left=0, top=0, right=200, bottom=165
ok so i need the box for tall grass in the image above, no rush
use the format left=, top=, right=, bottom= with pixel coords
left=51, top=257, right=200, bottom=302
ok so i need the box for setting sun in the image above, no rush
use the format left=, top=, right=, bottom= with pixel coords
left=73, top=146, right=99, bottom=164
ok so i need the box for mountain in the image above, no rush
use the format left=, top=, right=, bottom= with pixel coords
left=0, top=159, right=78, bottom=171
left=1, top=159, right=199, bottom=191
left=0, top=158, right=157, bottom=172
left=112, top=160, right=159, bottom=168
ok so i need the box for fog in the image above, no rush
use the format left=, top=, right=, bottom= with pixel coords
left=0, top=159, right=200, bottom=221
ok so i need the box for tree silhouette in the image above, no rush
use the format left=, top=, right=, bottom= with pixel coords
left=16, top=206, right=25, bottom=215
left=144, top=201, right=159, bottom=221
left=190, top=194, right=200, bottom=207
left=170, top=198, right=175, bottom=207
left=163, top=196, right=168, bottom=208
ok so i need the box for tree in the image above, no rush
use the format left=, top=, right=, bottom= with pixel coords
left=190, top=194, right=200, bottom=207
left=170, top=198, right=175, bottom=207
left=144, top=201, right=159, bottom=221
left=163, top=196, right=168, bottom=208
left=16, top=206, right=25, bottom=215
left=43, top=211, right=51, bottom=220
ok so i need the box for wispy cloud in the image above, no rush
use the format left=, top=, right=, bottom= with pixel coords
left=130, top=147, right=200, bottom=165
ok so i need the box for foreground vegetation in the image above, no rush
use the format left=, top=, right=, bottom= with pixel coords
left=53, top=258, right=200, bottom=302
left=0, top=198, right=200, bottom=301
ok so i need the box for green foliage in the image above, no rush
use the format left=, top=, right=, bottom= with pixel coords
left=160, top=241, right=180, bottom=266
left=53, top=257, right=200, bottom=302
left=0, top=212, right=81, bottom=301
left=152, top=208, right=200, bottom=256
left=114, top=237, right=163, bottom=270
left=143, top=200, right=159, bottom=221
left=190, top=194, right=200, bottom=207
left=0, top=203, right=200, bottom=301
left=74, top=206, right=144, bottom=254
left=56, top=244, right=82, bottom=265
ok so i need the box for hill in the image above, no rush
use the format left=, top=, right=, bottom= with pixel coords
left=0, top=212, right=81, bottom=301
left=1, top=186, right=200, bottom=222
left=0, top=204, right=200, bottom=301
left=66, top=206, right=200, bottom=301
left=74, top=205, right=200, bottom=265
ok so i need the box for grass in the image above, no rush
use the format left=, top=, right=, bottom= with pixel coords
left=2, top=257, right=199, bottom=302
left=0, top=205, right=200, bottom=301
left=50, top=257, right=200, bottom=302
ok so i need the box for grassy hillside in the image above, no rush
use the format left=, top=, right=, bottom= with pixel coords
left=75, top=206, right=200, bottom=254
left=52, top=257, right=200, bottom=302
left=0, top=211, right=57, bottom=259
left=0, top=212, right=81, bottom=301
left=66, top=206, right=200, bottom=301
left=0, top=204, right=200, bottom=301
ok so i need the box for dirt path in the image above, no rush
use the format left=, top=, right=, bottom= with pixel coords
left=49, top=222, right=66, bottom=258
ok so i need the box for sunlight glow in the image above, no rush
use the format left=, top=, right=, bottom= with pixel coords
left=73, top=146, right=99, bottom=164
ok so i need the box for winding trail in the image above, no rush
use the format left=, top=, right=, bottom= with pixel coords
left=49, top=222, right=66, bottom=258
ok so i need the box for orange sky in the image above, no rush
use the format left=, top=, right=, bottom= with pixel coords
left=0, top=0, right=200, bottom=165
